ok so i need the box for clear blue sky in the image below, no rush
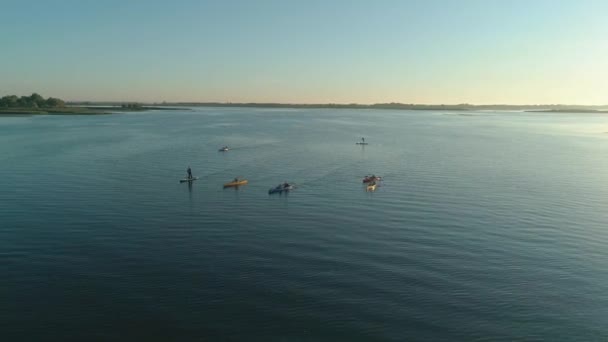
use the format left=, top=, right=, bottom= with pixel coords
left=1, top=0, right=606, bottom=104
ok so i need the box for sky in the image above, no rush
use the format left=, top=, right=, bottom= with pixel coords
left=1, top=0, right=607, bottom=104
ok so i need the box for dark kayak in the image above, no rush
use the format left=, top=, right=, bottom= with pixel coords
left=268, top=184, right=294, bottom=194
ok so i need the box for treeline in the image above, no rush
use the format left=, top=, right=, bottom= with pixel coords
left=0, top=93, right=65, bottom=108
left=121, top=103, right=142, bottom=108
left=166, top=102, right=607, bottom=111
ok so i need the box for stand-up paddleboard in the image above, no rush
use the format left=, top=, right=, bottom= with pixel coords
left=180, top=177, right=199, bottom=183
left=356, top=137, right=368, bottom=145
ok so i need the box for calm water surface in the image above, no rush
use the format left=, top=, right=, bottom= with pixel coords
left=1, top=108, right=608, bottom=341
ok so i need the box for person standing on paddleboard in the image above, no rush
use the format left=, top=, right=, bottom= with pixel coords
left=187, top=166, right=193, bottom=179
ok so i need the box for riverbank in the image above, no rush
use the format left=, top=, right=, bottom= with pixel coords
left=0, top=106, right=187, bottom=115
left=154, top=102, right=608, bottom=112
left=5, top=103, right=606, bottom=115
left=525, top=109, right=608, bottom=113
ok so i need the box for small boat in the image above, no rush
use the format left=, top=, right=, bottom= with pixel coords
left=218, top=146, right=230, bottom=152
left=366, top=182, right=377, bottom=191
left=180, top=177, right=199, bottom=183
left=223, top=179, right=248, bottom=187
left=362, top=175, right=381, bottom=183
left=268, top=184, right=294, bottom=194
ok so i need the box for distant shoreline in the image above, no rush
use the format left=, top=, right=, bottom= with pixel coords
left=71, top=101, right=608, bottom=112
left=3, top=103, right=607, bottom=115
left=0, top=106, right=187, bottom=115
left=524, top=109, right=607, bottom=113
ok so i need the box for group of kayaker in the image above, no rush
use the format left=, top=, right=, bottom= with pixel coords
left=186, top=165, right=379, bottom=192
left=184, top=165, right=293, bottom=193
left=184, top=143, right=379, bottom=192
left=363, top=174, right=382, bottom=191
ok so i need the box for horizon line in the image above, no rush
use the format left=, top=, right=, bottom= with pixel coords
left=66, top=100, right=608, bottom=108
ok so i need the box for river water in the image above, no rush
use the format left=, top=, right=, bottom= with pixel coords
left=1, top=108, right=607, bottom=341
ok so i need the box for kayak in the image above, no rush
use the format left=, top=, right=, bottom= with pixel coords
left=363, top=176, right=381, bottom=183
left=366, top=182, right=377, bottom=191
left=218, top=147, right=230, bottom=152
left=223, top=179, right=248, bottom=187
left=356, top=142, right=369, bottom=145
left=268, top=185, right=294, bottom=194
left=180, top=177, right=199, bottom=183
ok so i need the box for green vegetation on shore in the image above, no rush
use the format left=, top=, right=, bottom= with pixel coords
left=1, top=93, right=65, bottom=109
left=0, top=93, right=185, bottom=115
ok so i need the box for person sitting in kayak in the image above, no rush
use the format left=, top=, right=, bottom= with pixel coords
left=283, top=182, right=290, bottom=188
left=234, top=177, right=239, bottom=182
left=187, top=166, right=193, bottom=179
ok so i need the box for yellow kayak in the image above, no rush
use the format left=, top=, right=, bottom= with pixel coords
left=224, top=179, right=248, bottom=187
